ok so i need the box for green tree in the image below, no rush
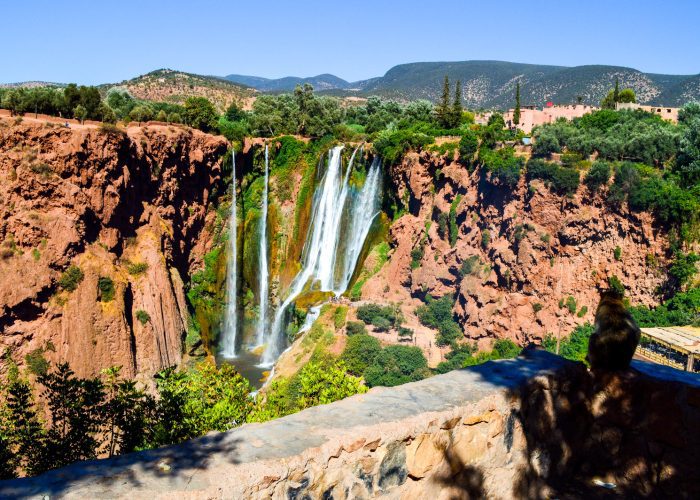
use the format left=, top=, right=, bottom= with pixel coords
left=73, top=105, right=87, bottom=124
left=613, top=77, right=620, bottom=104
left=183, top=96, right=218, bottom=132
left=341, top=334, right=382, bottom=375
left=4, top=381, right=46, bottom=476
left=450, top=79, right=463, bottom=128
left=297, top=360, right=367, bottom=408
left=364, top=345, right=429, bottom=387
left=513, top=81, right=521, bottom=126
left=435, top=75, right=451, bottom=128
left=459, top=129, right=478, bottom=163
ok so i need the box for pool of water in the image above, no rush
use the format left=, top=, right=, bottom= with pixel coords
left=217, top=350, right=270, bottom=389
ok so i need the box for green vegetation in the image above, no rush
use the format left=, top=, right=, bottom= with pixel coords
left=126, top=261, right=149, bottom=276
left=630, top=287, right=700, bottom=327
left=526, top=158, right=580, bottom=196
left=135, top=310, right=150, bottom=325
left=248, top=358, right=366, bottom=422
left=435, top=339, right=521, bottom=374
left=608, top=275, right=625, bottom=297
left=356, top=303, right=401, bottom=332
left=0, top=361, right=252, bottom=478
left=449, top=195, right=461, bottom=246
left=584, top=161, right=611, bottom=192
left=97, top=277, right=115, bottom=302
left=480, top=147, right=523, bottom=188
left=613, top=246, right=622, bottom=261
left=350, top=242, right=390, bottom=300
left=543, top=324, right=594, bottom=363
left=58, top=265, right=84, bottom=292
left=416, top=294, right=462, bottom=346
left=345, top=321, right=367, bottom=336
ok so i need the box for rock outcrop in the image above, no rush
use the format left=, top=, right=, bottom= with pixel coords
left=363, top=150, right=668, bottom=349
left=0, top=118, right=228, bottom=379
left=4, top=350, right=698, bottom=499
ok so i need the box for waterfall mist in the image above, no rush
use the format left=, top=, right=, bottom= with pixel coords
left=220, top=152, right=238, bottom=358
left=255, top=145, right=271, bottom=348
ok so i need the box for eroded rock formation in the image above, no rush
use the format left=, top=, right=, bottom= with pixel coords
left=363, top=150, right=668, bottom=348
left=0, top=119, right=228, bottom=379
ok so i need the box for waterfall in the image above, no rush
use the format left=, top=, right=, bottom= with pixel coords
left=220, top=152, right=238, bottom=358
left=260, top=145, right=382, bottom=366
left=255, top=145, right=270, bottom=348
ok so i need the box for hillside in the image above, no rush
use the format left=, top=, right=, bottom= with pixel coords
left=102, top=69, right=256, bottom=112
left=357, top=60, right=700, bottom=107
left=224, top=73, right=350, bottom=92
left=228, top=60, right=700, bottom=108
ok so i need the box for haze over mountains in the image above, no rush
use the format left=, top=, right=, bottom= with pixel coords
left=225, top=60, right=700, bottom=108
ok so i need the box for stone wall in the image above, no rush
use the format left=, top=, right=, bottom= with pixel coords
left=2, top=350, right=699, bottom=499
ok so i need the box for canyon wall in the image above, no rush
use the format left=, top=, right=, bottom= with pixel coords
left=359, top=150, right=668, bottom=350
left=0, top=118, right=228, bottom=379
left=3, top=350, right=698, bottom=499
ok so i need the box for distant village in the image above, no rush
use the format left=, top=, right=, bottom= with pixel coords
left=484, top=101, right=681, bottom=134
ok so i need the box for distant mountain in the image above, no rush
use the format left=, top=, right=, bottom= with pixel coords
left=355, top=60, right=700, bottom=108
left=102, top=69, right=255, bottom=112
left=224, top=73, right=350, bottom=92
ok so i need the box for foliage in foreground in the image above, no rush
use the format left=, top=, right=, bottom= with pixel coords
left=0, top=361, right=251, bottom=478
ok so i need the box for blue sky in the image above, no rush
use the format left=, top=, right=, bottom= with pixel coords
left=1, top=0, right=698, bottom=84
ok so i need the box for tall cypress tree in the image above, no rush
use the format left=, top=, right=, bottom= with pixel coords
left=437, top=75, right=450, bottom=127
left=613, top=78, right=620, bottom=105
left=513, top=82, right=521, bottom=126
left=451, top=80, right=463, bottom=128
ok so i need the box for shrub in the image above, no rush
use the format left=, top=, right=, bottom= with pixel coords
left=31, top=248, right=40, bottom=261
left=480, top=147, right=523, bottom=188
left=410, top=243, right=424, bottom=269
left=59, top=265, right=84, bottom=292
left=532, top=302, right=543, bottom=313
left=669, top=252, right=699, bottom=288
left=363, top=345, right=428, bottom=387
left=356, top=303, right=399, bottom=331
left=135, top=310, right=150, bottom=325
left=398, top=326, right=413, bottom=339
left=333, top=306, right=348, bottom=330
left=341, top=334, right=382, bottom=376
left=25, top=349, right=49, bottom=376
left=416, top=294, right=462, bottom=346
left=527, top=158, right=580, bottom=196
left=577, top=306, right=588, bottom=318
left=459, top=255, right=481, bottom=277
left=449, top=195, right=461, bottom=246
left=608, top=275, right=625, bottom=296
left=345, top=321, right=367, bottom=336
left=565, top=296, right=577, bottom=314
left=613, top=246, right=622, bottom=261
left=481, top=230, right=490, bottom=249
left=98, top=277, right=115, bottom=302
left=459, top=130, right=478, bottom=162
left=126, top=261, right=149, bottom=276
left=584, top=161, right=611, bottom=192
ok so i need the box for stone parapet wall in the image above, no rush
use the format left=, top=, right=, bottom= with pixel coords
left=2, top=350, right=699, bottom=499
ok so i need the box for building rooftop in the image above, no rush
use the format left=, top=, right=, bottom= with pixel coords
left=640, top=326, right=700, bottom=355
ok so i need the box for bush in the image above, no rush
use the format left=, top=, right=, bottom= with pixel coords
left=526, top=158, right=580, bottom=196
left=345, top=321, right=367, bottom=336
left=565, top=296, right=577, bottom=314
left=363, top=345, right=428, bottom=387
left=480, top=147, right=523, bottom=188
left=341, top=334, right=382, bottom=375
left=356, top=304, right=399, bottom=331
left=449, top=195, right=461, bottom=246
left=577, top=306, right=588, bottom=318
left=459, top=255, right=481, bottom=276
left=25, top=349, right=49, bottom=376
left=59, top=265, right=84, bottom=292
left=416, top=294, right=462, bottom=346
left=135, top=310, right=150, bottom=325
left=98, top=277, right=115, bottom=302
left=458, top=130, right=478, bottom=162
left=481, top=230, right=490, bottom=249
left=608, top=275, right=625, bottom=296
left=410, top=243, right=425, bottom=269
left=532, top=302, right=543, bottom=313
left=669, top=252, right=699, bottom=288
left=584, top=161, right=611, bottom=192
left=613, top=246, right=622, bottom=261
left=126, top=261, right=149, bottom=276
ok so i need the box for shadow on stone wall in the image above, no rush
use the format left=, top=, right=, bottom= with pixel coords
left=440, top=347, right=700, bottom=499
left=0, top=432, right=242, bottom=498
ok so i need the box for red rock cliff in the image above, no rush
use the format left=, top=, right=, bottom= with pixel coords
left=0, top=119, right=228, bottom=380
left=362, top=150, right=668, bottom=349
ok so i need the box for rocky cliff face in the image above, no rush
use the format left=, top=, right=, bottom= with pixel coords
left=0, top=118, right=228, bottom=379
left=362, top=150, right=668, bottom=348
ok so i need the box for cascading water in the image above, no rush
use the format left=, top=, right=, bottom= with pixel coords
left=260, top=145, right=382, bottom=366
left=255, top=145, right=270, bottom=348
left=220, top=152, right=238, bottom=358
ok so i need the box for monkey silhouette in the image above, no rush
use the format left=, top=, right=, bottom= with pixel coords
left=586, top=289, right=641, bottom=371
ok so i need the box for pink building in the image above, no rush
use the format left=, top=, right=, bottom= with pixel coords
left=503, top=104, right=599, bottom=134
left=616, top=102, right=679, bottom=122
